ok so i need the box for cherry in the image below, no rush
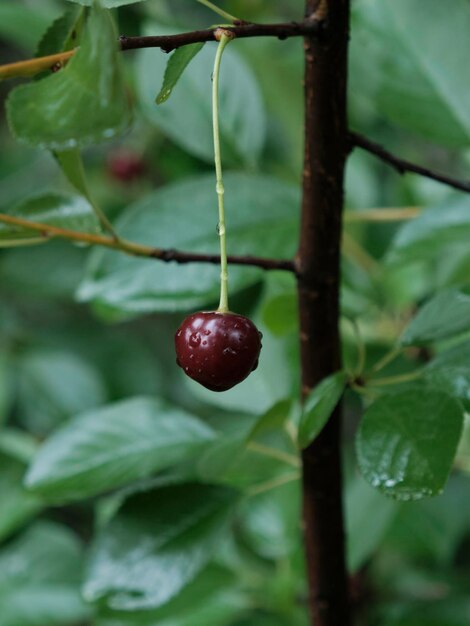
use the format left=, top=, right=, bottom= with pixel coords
left=175, top=311, right=262, bottom=392
left=107, top=150, right=145, bottom=183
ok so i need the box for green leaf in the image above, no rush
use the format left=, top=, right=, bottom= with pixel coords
left=0, top=522, right=89, bottom=626
left=298, top=372, right=347, bottom=449
left=67, top=0, right=147, bottom=7
left=83, top=483, right=238, bottom=610
left=0, top=2, right=59, bottom=52
left=7, top=3, right=131, bottom=149
left=17, top=348, right=108, bottom=435
left=96, top=565, right=246, bottom=626
left=0, top=453, right=42, bottom=543
left=351, top=0, right=470, bottom=147
left=53, top=150, right=88, bottom=197
left=0, top=428, right=38, bottom=464
left=262, top=294, right=298, bottom=336
left=0, top=193, right=101, bottom=245
left=0, top=353, right=13, bottom=425
left=156, top=43, right=205, bottom=104
left=25, top=397, right=216, bottom=501
left=137, top=27, right=266, bottom=165
left=423, top=341, right=470, bottom=410
left=356, top=390, right=464, bottom=500
left=240, top=480, right=300, bottom=560
left=78, top=173, right=298, bottom=314
left=247, top=398, right=294, bottom=442
left=346, top=475, right=399, bottom=571
left=386, top=474, right=470, bottom=565
left=384, top=598, right=470, bottom=626
left=0, top=241, right=88, bottom=300
left=400, top=289, right=470, bottom=346
left=387, top=198, right=470, bottom=265
left=36, top=5, right=87, bottom=58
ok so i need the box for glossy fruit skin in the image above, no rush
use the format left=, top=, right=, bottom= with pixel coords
left=175, top=311, right=262, bottom=392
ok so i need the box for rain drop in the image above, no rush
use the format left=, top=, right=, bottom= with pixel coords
left=190, top=333, right=201, bottom=347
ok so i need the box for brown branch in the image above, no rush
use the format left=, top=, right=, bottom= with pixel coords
left=350, top=131, right=470, bottom=193
left=0, top=19, right=324, bottom=80
left=297, top=1, right=352, bottom=625
left=0, top=50, right=75, bottom=80
left=0, top=213, right=295, bottom=273
left=119, top=19, right=324, bottom=53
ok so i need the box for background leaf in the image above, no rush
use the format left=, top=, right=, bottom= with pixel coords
left=356, top=390, right=464, bottom=500
left=0, top=522, right=89, bottom=626
left=346, top=474, right=400, bottom=572
left=78, top=173, right=299, bottom=315
left=36, top=5, right=86, bottom=58
left=387, top=198, right=470, bottom=265
left=156, top=43, right=205, bottom=105
left=400, top=289, right=470, bottom=346
left=84, top=483, right=238, bottom=610
left=95, top=565, right=246, bottom=626
left=0, top=193, right=101, bottom=245
left=7, top=3, right=131, bottom=149
left=67, top=0, right=149, bottom=7
left=137, top=28, right=266, bottom=165
left=298, top=372, right=347, bottom=449
left=423, top=341, right=470, bottom=410
left=0, top=2, right=59, bottom=52
left=350, top=0, right=470, bottom=146
left=0, top=452, right=42, bottom=543
left=16, top=348, right=107, bottom=435
left=26, top=396, right=216, bottom=501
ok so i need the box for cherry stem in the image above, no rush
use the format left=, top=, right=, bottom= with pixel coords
left=212, top=30, right=234, bottom=313
left=197, top=0, right=240, bottom=23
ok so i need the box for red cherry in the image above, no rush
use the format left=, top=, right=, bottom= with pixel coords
left=107, top=150, right=145, bottom=183
left=175, top=311, right=262, bottom=392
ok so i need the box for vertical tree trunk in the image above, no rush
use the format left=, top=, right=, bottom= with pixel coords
left=297, top=1, right=351, bottom=625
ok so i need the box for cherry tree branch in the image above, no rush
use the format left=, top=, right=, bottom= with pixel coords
left=350, top=131, right=470, bottom=193
left=298, top=0, right=352, bottom=624
left=0, top=212, right=295, bottom=273
left=0, top=19, right=324, bottom=80
left=119, top=19, right=324, bottom=53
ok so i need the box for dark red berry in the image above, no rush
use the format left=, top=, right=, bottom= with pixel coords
left=107, top=150, right=145, bottom=183
left=175, top=311, right=262, bottom=392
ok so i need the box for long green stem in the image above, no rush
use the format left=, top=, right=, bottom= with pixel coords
left=367, top=369, right=422, bottom=387
left=197, top=0, right=239, bottom=23
left=212, top=30, right=233, bottom=313
left=247, top=441, right=301, bottom=468
left=247, top=471, right=300, bottom=497
left=371, top=346, right=404, bottom=373
left=72, top=152, right=118, bottom=239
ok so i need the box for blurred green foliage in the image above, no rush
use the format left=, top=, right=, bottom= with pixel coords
left=0, top=1, right=469, bottom=626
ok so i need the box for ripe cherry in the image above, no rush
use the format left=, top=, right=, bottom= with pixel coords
left=175, top=311, right=262, bottom=391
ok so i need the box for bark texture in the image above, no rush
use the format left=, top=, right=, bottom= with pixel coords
left=297, top=1, right=352, bottom=625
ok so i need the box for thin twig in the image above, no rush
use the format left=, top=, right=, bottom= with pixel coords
left=0, top=20, right=324, bottom=81
left=342, top=231, right=380, bottom=274
left=371, top=346, right=405, bottom=373
left=0, top=50, right=75, bottom=79
left=247, top=441, right=300, bottom=468
left=119, top=19, right=324, bottom=53
left=0, top=212, right=295, bottom=272
left=196, top=0, right=240, bottom=23
left=350, top=131, right=470, bottom=194
left=247, top=471, right=300, bottom=497
left=367, top=369, right=422, bottom=387
left=344, top=207, right=421, bottom=222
